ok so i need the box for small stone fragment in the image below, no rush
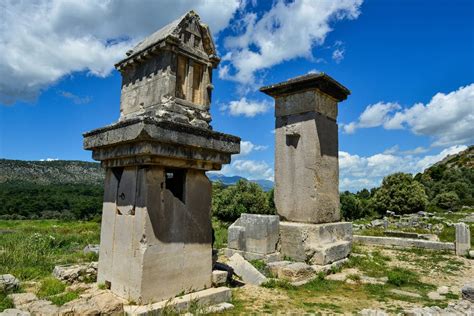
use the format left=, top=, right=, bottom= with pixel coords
left=462, top=282, right=474, bottom=302
left=212, top=270, right=228, bottom=286
left=0, top=309, right=30, bottom=316
left=0, top=274, right=20, bottom=292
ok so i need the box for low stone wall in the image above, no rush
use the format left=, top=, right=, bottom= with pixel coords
left=353, top=235, right=455, bottom=251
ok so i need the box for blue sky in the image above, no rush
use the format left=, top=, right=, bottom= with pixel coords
left=0, top=0, right=473, bottom=191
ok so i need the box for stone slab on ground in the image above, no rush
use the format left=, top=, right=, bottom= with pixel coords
left=427, top=291, right=444, bottom=300
left=83, top=244, right=99, bottom=255
left=278, top=262, right=314, bottom=282
left=0, top=274, right=20, bottom=292
left=0, top=309, right=30, bottom=316
left=353, top=235, right=455, bottom=251
left=462, top=282, right=474, bottom=302
left=7, top=293, right=37, bottom=307
left=224, top=248, right=281, bottom=263
left=53, top=262, right=98, bottom=283
left=123, top=287, right=232, bottom=316
left=227, top=253, right=267, bottom=285
left=267, top=261, right=292, bottom=277
left=204, top=302, right=235, bottom=313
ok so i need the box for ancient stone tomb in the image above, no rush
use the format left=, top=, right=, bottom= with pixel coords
left=83, top=11, right=240, bottom=304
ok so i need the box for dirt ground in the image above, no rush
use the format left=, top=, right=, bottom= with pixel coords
left=222, top=245, right=473, bottom=314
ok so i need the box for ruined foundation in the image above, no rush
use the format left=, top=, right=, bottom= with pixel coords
left=260, top=73, right=353, bottom=265
left=83, top=11, right=240, bottom=304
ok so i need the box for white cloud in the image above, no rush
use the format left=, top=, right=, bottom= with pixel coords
left=339, top=145, right=467, bottom=191
left=59, top=91, right=91, bottom=105
left=223, top=98, right=271, bottom=117
left=332, top=48, right=345, bottom=63
left=219, top=0, right=363, bottom=84
left=39, top=158, right=59, bottom=161
left=219, top=159, right=273, bottom=180
left=384, top=84, right=474, bottom=146
left=0, top=0, right=241, bottom=105
left=342, top=102, right=401, bottom=133
left=239, top=140, right=268, bottom=156
left=343, top=84, right=474, bottom=146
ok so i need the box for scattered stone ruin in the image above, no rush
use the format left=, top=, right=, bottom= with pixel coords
left=83, top=11, right=240, bottom=305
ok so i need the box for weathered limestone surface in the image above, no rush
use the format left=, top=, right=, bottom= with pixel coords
left=260, top=73, right=350, bottom=224
left=227, top=214, right=279, bottom=255
left=455, top=222, right=471, bottom=256
left=123, top=287, right=232, bottom=316
left=353, top=235, right=455, bottom=251
left=116, top=11, right=219, bottom=129
left=279, top=221, right=352, bottom=265
left=227, top=253, right=267, bottom=285
left=83, top=11, right=239, bottom=304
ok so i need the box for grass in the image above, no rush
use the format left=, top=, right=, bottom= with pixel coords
left=37, top=277, right=66, bottom=298
left=387, top=267, right=419, bottom=287
left=0, top=292, right=14, bottom=311
left=0, top=220, right=100, bottom=281
left=261, top=279, right=295, bottom=290
left=212, top=218, right=229, bottom=249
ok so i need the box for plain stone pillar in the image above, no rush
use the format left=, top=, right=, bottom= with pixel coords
left=455, top=222, right=471, bottom=256
left=260, top=73, right=353, bottom=265
left=260, top=73, right=350, bottom=224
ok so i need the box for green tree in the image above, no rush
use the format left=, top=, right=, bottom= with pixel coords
left=371, top=173, right=428, bottom=215
left=433, top=191, right=460, bottom=210
left=212, top=179, right=274, bottom=221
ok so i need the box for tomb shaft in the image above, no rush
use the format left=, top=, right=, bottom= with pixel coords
left=83, top=11, right=240, bottom=304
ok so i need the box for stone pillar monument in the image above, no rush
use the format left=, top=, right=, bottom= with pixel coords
left=83, top=11, right=240, bottom=304
left=260, top=73, right=352, bottom=265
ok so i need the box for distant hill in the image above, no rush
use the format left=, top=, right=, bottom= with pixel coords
left=416, top=145, right=473, bottom=207
left=208, top=173, right=274, bottom=191
left=0, top=159, right=274, bottom=190
left=430, top=145, right=473, bottom=170
left=0, top=159, right=104, bottom=185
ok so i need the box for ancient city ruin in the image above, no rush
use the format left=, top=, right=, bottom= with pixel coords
left=83, top=11, right=240, bottom=306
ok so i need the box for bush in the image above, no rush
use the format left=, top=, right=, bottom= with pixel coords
left=371, top=173, right=428, bottom=215
left=387, top=267, right=419, bottom=287
left=340, top=192, right=373, bottom=220
left=433, top=191, right=460, bottom=210
left=212, top=180, right=275, bottom=222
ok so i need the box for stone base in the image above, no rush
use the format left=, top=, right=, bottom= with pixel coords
left=123, top=287, right=232, bottom=316
left=279, top=221, right=352, bottom=265
left=224, top=248, right=281, bottom=263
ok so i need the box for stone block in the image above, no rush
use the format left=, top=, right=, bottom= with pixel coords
left=123, top=287, right=232, bottom=316
left=227, top=253, right=267, bottom=285
left=455, top=222, right=471, bottom=256
left=0, top=274, right=20, bottom=292
left=278, top=262, right=314, bottom=282
left=462, top=282, right=474, bottom=302
left=279, top=221, right=352, bottom=264
left=267, top=261, right=291, bottom=277
left=227, top=214, right=279, bottom=255
left=212, top=270, right=227, bottom=286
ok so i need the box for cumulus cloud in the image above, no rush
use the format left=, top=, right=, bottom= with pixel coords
left=219, top=0, right=363, bottom=84
left=223, top=98, right=271, bottom=117
left=343, top=84, right=474, bottom=146
left=239, top=140, right=268, bottom=156
left=0, top=0, right=241, bottom=105
left=219, top=159, right=273, bottom=180
left=342, top=102, right=401, bottom=134
left=339, top=145, right=467, bottom=191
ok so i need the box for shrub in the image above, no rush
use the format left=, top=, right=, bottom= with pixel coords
left=371, top=173, right=428, bottom=215
left=433, top=191, right=460, bottom=210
